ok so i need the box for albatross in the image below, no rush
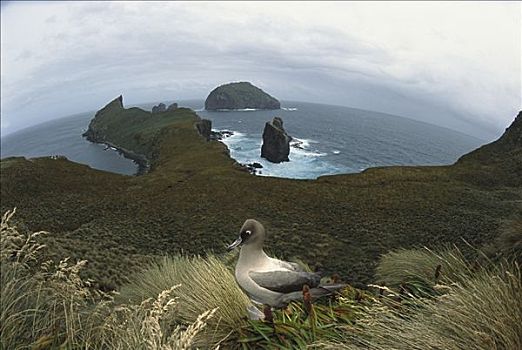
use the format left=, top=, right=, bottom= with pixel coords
left=227, top=219, right=346, bottom=308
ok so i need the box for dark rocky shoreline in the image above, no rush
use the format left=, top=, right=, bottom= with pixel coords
left=83, top=129, right=150, bottom=176
left=102, top=141, right=150, bottom=176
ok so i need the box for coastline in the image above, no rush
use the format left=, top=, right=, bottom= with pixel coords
left=83, top=135, right=150, bottom=176
left=103, top=140, right=150, bottom=176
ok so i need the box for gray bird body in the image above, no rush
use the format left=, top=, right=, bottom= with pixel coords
left=228, top=219, right=345, bottom=308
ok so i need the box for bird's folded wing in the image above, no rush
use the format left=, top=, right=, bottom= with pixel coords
left=269, top=258, right=306, bottom=272
left=284, top=261, right=307, bottom=272
left=249, top=270, right=321, bottom=293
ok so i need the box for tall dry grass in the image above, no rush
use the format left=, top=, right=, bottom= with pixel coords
left=1, top=208, right=99, bottom=348
left=318, top=247, right=522, bottom=350
left=375, top=246, right=475, bottom=295
left=118, top=254, right=254, bottom=346
left=1, top=209, right=217, bottom=349
left=96, top=286, right=218, bottom=349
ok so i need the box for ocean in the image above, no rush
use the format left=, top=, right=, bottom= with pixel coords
left=1, top=100, right=484, bottom=179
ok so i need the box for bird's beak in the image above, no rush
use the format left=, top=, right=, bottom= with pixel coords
left=227, top=236, right=243, bottom=250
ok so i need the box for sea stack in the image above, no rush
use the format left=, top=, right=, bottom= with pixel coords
left=261, top=117, right=292, bottom=163
left=152, top=103, right=166, bottom=113
left=205, top=82, right=280, bottom=110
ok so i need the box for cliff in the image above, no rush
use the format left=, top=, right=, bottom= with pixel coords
left=83, top=95, right=124, bottom=143
left=459, top=111, right=521, bottom=163
left=205, top=82, right=280, bottom=110
left=456, top=111, right=522, bottom=187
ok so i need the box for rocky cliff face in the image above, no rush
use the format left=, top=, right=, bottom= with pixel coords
left=195, top=118, right=212, bottom=141
left=205, top=82, right=280, bottom=110
left=82, top=95, right=124, bottom=142
left=458, top=111, right=522, bottom=164
left=496, top=111, right=522, bottom=147
left=456, top=111, right=522, bottom=187
left=261, top=117, right=292, bottom=163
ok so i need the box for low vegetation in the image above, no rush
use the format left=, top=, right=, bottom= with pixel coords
left=319, top=250, right=521, bottom=350
left=2, top=210, right=520, bottom=349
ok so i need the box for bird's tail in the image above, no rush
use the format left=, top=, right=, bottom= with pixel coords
left=311, top=283, right=348, bottom=298
left=280, top=284, right=347, bottom=305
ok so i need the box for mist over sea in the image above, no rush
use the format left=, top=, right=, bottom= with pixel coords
left=1, top=100, right=484, bottom=179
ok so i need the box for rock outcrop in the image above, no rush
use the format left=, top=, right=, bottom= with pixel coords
left=210, top=130, right=234, bottom=141
left=205, top=82, right=280, bottom=110
left=152, top=103, right=166, bottom=113
left=456, top=111, right=521, bottom=187
left=261, top=117, right=292, bottom=163
left=196, top=118, right=212, bottom=141
left=82, top=95, right=124, bottom=143
left=458, top=111, right=522, bottom=164
left=167, top=102, right=178, bottom=111
left=496, top=111, right=522, bottom=147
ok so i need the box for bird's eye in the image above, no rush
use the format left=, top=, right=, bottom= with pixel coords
left=240, top=230, right=251, bottom=240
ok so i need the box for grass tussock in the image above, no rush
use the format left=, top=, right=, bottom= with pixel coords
left=118, top=254, right=378, bottom=349
left=118, top=254, right=253, bottom=346
left=318, top=247, right=522, bottom=350
left=96, top=286, right=217, bottom=349
left=0, top=209, right=217, bottom=349
left=375, top=246, right=475, bottom=295
left=1, top=208, right=100, bottom=348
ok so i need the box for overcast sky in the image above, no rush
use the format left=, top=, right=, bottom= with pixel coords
left=1, top=1, right=520, bottom=140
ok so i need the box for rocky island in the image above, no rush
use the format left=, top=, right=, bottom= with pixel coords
left=205, top=82, right=281, bottom=110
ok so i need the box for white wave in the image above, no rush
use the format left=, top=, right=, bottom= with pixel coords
left=218, top=130, right=247, bottom=150
left=291, top=147, right=327, bottom=158
left=214, top=108, right=260, bottom=112
left=332, top=150, right=341, bottom=155
left=281, top=107, right=298, bottom=111
left=290, top=137, right=317, bottom=149
left=216, top=131, right=335, bottom=179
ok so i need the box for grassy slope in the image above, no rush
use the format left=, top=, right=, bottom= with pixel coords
left=1, top=100, right=520, bottom=290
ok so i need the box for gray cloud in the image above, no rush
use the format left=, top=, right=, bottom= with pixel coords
left=1, top=2, right=520, bottom=140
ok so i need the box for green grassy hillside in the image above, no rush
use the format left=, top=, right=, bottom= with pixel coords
left=1, top=98, right=520, bottom=290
